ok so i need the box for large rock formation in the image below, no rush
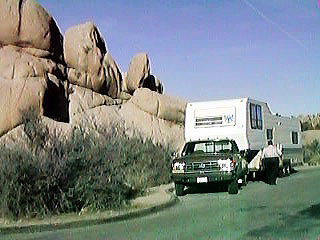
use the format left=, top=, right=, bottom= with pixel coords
left=0, top=0, right=185, bottom=151
left=70, top=103, right=185, bottom=151
left=68, top=87, right=186, bottom=150
left=64, top=22, right=107, bottom=93
left=130, top=88, right=185, bottom=123
left=126, top=53, right=151, bottom=93
left=103, top=53, right=122, bottom=98
left=68, top=84, right=123, bottom=122
left=0, top=45, right=68, bottom=136
left=0, top=0, right=64, bottom=61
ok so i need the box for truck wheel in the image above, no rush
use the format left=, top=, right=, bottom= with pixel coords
left=228, top=180, right=239, bottom=194
left=175, top=183, right=184, bottom=196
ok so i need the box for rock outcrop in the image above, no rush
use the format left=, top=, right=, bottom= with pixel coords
left=64, top=22, right=107, bottom=93
left=0, top=0, right=185, bottom=151
left=129, top=88, right=185, bottom=123
left=0, top=0, right=64, bottom=61
left=0, top=45, right=68, bottom=136
left=103, top=53, right=122, bottom=98
left=68, top=84, right=123, bottom=122
left=126, top=53, right=151, bottom=93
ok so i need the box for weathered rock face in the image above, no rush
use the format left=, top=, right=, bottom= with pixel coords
left=64, top=22, right=107, bottom=93
left=0, top=46, right=65, bottom=80
left=0, top=76, right=47, bottom=137
left=103, top=53, right=122, bottom=98
left=118, top=102, right=184, bottom=150
left=68, top=84, right=123, bottom=122
left=0, top=46, right=68, bottom=136
left=126, top=53, right=150, bottom=93
left=64, top=22, right=106, bottom=72
left=66, top=68, right=105, bottom=94
left=68, top=87, right=186, bottom=150
left=0, top=0, right=64, bottom=61
left=129, top=88, right=186, bottom=123
left=72, top=104, right=184, bottom=151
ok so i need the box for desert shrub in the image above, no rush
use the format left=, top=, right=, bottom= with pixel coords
left=303, top=139, right=320, bottom=164
left=301, top=121, right=320, bottom=131
left=0, top=111, right=172, bottom=219
left=301, top=121, right=312, bottom=131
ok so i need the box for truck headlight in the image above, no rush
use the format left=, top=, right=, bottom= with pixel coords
left=172, top=162, right=185, bottom=173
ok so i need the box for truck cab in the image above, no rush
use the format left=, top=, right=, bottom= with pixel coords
left=172, top=139, right=248, bottom=195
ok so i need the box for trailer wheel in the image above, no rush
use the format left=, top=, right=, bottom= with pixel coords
left=175, top=183, right=184, bottom=196
left=228, top=180, right=239, bottom=194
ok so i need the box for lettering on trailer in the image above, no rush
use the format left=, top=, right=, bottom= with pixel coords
left=224, top=114, right=234, bottom=124
left=195, top=107, right=236, bottom=128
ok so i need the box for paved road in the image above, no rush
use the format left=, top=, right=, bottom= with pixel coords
left=3, top=167, right=320, bottom=240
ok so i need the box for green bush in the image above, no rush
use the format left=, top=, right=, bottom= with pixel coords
left=0, top=112, right=172, bottom=219
left=303, top=139, right=320, bottom=165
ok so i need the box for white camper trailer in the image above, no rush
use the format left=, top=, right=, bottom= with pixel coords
left=185, top=98, right=303, bottom=173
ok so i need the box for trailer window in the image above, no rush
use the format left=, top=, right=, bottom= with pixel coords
left=256, top=105, right=263, bottom=129
left=250, top=104, right=257, bottom=129
left=250, top=103, right=263, bottom=130
left=292, top=131, right=299, bottom=144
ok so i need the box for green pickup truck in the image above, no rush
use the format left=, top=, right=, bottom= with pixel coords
left=171, top=139, right=248, bottom=196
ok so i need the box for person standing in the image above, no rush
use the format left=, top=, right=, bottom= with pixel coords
left=261, top=140, right=281, bottom=185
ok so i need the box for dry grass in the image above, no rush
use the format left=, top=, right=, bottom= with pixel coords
left=0, top=109, right=172, bottom=220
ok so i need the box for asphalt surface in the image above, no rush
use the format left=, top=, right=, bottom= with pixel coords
left=2, top=167, right=320, bottom=240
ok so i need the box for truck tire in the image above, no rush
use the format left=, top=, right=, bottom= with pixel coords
left=175, top=183, right=184, bottom=196
left=228, top=180, right=239, bottom=194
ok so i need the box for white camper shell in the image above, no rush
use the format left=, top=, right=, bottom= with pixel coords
left=185, top=98, right=303, bottom=168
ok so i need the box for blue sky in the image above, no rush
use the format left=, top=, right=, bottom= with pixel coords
left=38, top=0, right=320, bottom=116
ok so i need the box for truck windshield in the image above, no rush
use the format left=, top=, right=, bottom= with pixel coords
left=182, top=140, right=237, bottom=156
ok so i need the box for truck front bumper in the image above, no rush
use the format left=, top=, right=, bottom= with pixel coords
left=172, top=171, right=236, bottom=184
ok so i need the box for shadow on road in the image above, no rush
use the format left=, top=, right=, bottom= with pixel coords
left=247, top=167, right=299, bottom=185
left=300, top=203, right=320, bottom=219
left=243, top=202, right=320, bottom=240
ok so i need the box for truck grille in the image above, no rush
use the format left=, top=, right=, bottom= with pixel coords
left=186, top=161, right=219, bottom=173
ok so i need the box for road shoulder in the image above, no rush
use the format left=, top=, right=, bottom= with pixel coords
left=0, top=183, right=178, bottom=235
